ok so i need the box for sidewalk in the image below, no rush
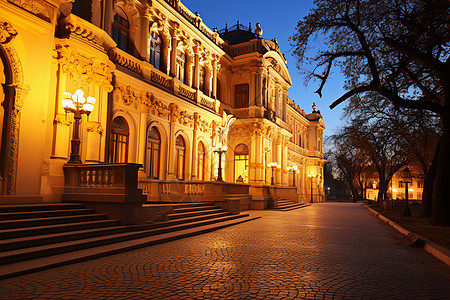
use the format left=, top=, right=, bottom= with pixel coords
left=1, top=203, right=450, bottom=299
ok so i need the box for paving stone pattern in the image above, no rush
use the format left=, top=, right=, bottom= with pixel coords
left=1, top=203, right=450, bottom=299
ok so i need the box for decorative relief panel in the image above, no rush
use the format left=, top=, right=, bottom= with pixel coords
left=116, top=85, right=139, bottom=105
left=57, top=45, right=113, bottom=92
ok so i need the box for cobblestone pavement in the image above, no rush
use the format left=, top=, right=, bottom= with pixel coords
left=1, top=203, right=450, bottom=300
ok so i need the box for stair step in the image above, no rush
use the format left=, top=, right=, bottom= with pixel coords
left=0, top=219, right=121, bottom=239
left=0, top=214, right=107, bottom=230
left=0, top=203, right=84, bottom=213
left=0, top=215, right=260, bottom=280
left=173, top=205, right=220, bottom=214
left=149, top=211, right=232, bottom=228
left=0, top=208, right=95, bottom=221
left=0, top=225, right=131, bottom=251
left=169, top=208, right=224, bottom=219
left=0, top=214, right=251, bottom=265
left=274, top=203, right=310, bottom=211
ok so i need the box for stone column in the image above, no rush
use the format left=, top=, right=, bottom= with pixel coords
left=170, top=35, right=178, bottom=77
left=103, top=0, right=114, bottom=35
left=211, top=59, right=218, bottom=99
left=186, top=52, right=194, bottom=87
left=254, top=73, right=263, bottom=106
left=276, top=135, right=282, bottom=185
left=167, top=103, right=177, bottom=180
left=161, top=30, right=172, bottom=75
left=138, top=104, right=148, bottom=166
left=205, top=65, right=212, bottom=97
left=191, top=113, right=199, bottom=180
left=193, top=49, right=200, bottom=89
left=140, top=16, right=150, bottom=61
left=282, top=137, right=288, bottom=186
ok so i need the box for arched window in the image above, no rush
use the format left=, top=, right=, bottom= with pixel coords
left=176, top=50, right=186, bottom=83
left=197, top=142, right=205, bottom=181
left=112, top=7, right=129, bottom=52
left=234, top=143, right=249, bottom=183
left=110, top=117, right=129, bottom=163
left=146, top=127, right=161, bottom=179
left=175, top=135, right=186, bottom=180
left=199, top=66, right=206, bottom=93
left=149, top=31, right=162, bottom=70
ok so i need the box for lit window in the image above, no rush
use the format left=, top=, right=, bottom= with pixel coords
left=175, top=135, right=185, bottom=180
left=112, top=7, right=129, bottom=52
left=146, top=127, right=161, bottom=179
left=149, top=31, right=162, bottom=70
left=176, top=50, right=186, bottom=83
left=110, top=117, right=129, bottom=163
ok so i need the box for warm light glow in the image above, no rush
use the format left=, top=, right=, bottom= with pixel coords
left=409, top=188, right=414, bottom=192
left=393, top=188, right=398, bottom=193
left=61, top=89, right=96, bottom=114
left=268, top=162, right=280, bottom=168
left=287, top=165, right=298, bottom=172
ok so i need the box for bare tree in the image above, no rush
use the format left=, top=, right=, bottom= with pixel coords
left=291, top=0, right=450, bottom=225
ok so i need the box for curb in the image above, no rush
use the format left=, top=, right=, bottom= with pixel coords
left=362, top=204, right=450, bottom=267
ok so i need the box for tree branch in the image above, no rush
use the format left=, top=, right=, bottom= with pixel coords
left=329, top=85, right=373, bottom=109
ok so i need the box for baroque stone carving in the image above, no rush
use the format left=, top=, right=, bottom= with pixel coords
left=116, top=85, right=139, bottom=105
left=149, top=97, right=170, bottom=118
left=54, top=113, right=71, bottom=126
left=86, top=121, right=103, bottom=134
left=56, top=45, right=113, bottom=92
left=7, top=0, right=55, bottom=23
left=0, top=22, right=18, bottom=44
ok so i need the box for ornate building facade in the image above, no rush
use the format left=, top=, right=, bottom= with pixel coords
left=0, top=0, right=325, bottom=209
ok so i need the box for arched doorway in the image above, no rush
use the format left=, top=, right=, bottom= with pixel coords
left=175, top=135, right=185, bottom=180
left=0, top=26, right=25, bottom=195
left=234, top=143, right=249, bottom=183
left=109, top=116, right=129, bottom=163
left=146, top=126, right=160, bottom=179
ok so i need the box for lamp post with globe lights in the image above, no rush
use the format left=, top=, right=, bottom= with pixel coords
left=212, top=142, right=227, bottom=182
left=61, top=89, right=96, bottom=164
left=287, top=165, right=298, bottom=186
left=308, top=174, right=320, bottom=203
left=267, top=162, right=280, bottom=185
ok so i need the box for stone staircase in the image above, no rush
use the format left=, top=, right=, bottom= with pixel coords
left=0, top=202, right=259, bottom=279
left=273, top=199, right=310, bottom=211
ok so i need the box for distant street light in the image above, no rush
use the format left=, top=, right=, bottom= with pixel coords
left=402, top=167, right=412, bottom=217
left=287, top=165, right=298, bottom=186
left=212, top=142, right=227, bottom=182
left=61, top=89, right=96, bottom=164
left=268, top=162, right=281, bottom=185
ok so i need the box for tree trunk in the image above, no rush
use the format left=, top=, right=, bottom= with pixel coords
left=420, top=139, right=440, bottom=218
left=378, top=178, right=389, bottom=208
left=431, top=118, right=450, bottom=226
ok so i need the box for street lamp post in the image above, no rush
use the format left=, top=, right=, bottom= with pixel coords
left=212, top=142, right=227, bottom=182
left=267, top=162, right=280, bottom=185
left=308, top=174, right=319, bottom=203
left=61, top=89, right=96, bottom=164
left=287, top=165, right=298, bottom=186
left=402, top=167, right=412, bottom=217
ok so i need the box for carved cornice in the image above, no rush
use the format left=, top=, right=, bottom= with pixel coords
left=7, top=0, right=55, bottom=23
left=56, top=44, right=113, bottom=92
left=61, top=15, right=116, bottom=51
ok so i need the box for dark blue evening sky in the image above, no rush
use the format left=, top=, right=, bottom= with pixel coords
left=184, top=0, right=347, bottom=136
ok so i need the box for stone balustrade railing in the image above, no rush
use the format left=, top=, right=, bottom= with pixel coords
left=64, top=163, right=142, bottom=195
